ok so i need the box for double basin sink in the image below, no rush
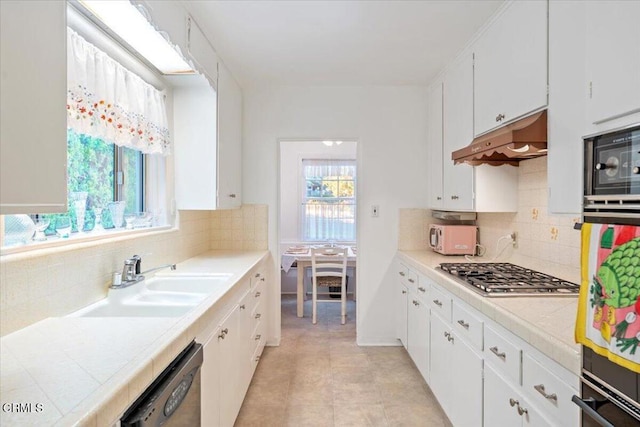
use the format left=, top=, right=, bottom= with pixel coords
left=70, top=274, right=233, bottom=318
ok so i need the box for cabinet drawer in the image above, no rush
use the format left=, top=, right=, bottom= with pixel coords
left=429, top=286, right=452, bottom=321
left=484, top=325, right=522, bottom=384
left=251, top=270, right=266, bottom=290
left=452, top=302, right=483, bottom=351
left=523, top=354, right=579, bottom=425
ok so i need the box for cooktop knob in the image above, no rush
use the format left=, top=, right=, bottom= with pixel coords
left=633, top=166, right=640, bottom=175
left=595, top=162, right=608, bottom=170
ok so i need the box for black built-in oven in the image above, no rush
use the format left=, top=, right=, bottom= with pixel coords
left=583, top=124, right=640, bottom=225
left=574, top=125, right=640, bottom=426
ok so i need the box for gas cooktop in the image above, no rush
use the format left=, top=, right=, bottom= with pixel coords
left=438, top=262, right=580, bottom=297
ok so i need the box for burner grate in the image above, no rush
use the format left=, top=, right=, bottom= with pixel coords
left=439, top=262, right=580, bottom=296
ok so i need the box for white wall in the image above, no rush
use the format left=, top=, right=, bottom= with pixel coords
left=243, top=86, right=428, bottom=345
left=279, top=140, right=357, bottom=245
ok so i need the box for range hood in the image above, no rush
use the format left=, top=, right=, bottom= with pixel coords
left=452, top=110, right=547, bottom=166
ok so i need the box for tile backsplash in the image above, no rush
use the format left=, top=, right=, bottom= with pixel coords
left=0, top=205, right=269, bottom=336
left=399, top=156, right=581, bottom=283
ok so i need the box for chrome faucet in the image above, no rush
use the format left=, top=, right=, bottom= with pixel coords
left=111, top=255, right=176, bottom=288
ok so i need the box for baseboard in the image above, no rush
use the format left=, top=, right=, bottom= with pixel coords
left=356, top=337, right=403, bottom=347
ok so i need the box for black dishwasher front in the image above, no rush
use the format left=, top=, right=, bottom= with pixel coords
left=121, top=341, right=203, bottom=427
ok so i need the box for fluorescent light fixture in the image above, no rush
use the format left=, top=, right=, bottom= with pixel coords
left=322, top=140, right=344, bottom=147
left=79, top=0, right=194, bottom=74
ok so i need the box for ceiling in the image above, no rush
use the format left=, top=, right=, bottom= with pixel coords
left=184, top=0, right=504, bottom=88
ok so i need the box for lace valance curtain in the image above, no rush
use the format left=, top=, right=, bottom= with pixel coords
left=66, top=28, right=171, bottom=155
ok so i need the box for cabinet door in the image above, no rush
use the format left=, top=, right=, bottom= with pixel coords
left=585, top=1, right=640, bottom=126
left=429, top=313, right=452, bottom=415
left=173, top=79, right=218, bottom=210
left=484, top=364, right=523, bottom=426
left=547, top=0, right=585, bottom=215
left=238, top=291, right=253, bottom=393
left=397, top=284, right=408, bottom=349
left=474, top=0, right=548, bottom=136
left=201, top=326, right=222, bottom=427
left=450, top=332, right=483, bottom=427
left=427, top=82, right=444, bottom=209
left=219, top=305, right=242, bottom=427
left=0, top=0, right=67, bottom=214
left=217, top=62, right=243, bottom=209
left=407, top=296, right=430, bottom=381
left=443, top=53, right=474, bottom=210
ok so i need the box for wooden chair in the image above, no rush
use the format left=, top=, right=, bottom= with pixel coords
left=311, top=247, right=348, bottom=325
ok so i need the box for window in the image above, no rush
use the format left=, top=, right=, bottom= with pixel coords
left=301, top=159, right=356, bottom=242
left=1, top=26, right=170, bottom=249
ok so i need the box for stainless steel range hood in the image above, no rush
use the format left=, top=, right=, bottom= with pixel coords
left=452, top=110, right=548, bottom=167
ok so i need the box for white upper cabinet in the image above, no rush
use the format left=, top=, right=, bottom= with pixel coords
left=428, top=52, right=518, bottom=213
left=186, top=15, right=219, bottom=86
left=473, top=0, right=548, bottom=136
left=173, top=76, right=218, bottom=210
left=427, top=82, right=444, bottom=209
left=217, top=62, right=243, bottom=209
left=0, top=0, right=67, bottom=214
left=585, top=0, right=640, bottom=129
left=443, top=53, right=475, bottom=210
left=547, top=0, right=586, bottom=214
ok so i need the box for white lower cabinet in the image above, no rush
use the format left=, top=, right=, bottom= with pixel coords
left=430, top=311, right=483, bottom=427
left=395, top=256, right=580, bottom=427
left=485, top=363, right=553, bottom=427
left=407, top=280, right=430, bottom=381
left=200, top=265, right=268, bottom=426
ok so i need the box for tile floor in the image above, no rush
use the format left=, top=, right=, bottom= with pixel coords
left=235, top=295, right=452, bottom=426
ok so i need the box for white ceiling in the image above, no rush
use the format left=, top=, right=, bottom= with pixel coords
left=184, top=0, right=504, bottom=88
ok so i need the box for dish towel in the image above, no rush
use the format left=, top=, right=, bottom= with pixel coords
left=575, top=223, right=640, bottom=373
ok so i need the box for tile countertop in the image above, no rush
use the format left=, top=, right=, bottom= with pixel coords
left=0, top=250, right=269, bottom=427
left=398, top=250, right=581, bottom=376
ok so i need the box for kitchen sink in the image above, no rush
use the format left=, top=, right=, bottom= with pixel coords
left=72, top=300, right=196, bottom=318
left=145, top=275, right=233, bottom=294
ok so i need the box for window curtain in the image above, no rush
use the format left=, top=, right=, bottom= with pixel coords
left=66, top=28, right=171, bottom=155
left=302, top=159, right=356, bottom=242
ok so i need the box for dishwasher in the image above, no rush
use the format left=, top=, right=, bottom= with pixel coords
left=121, top=341, right=203, bottom=426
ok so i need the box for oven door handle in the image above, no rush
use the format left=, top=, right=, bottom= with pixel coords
left=571, top=395, right=615, bottom=427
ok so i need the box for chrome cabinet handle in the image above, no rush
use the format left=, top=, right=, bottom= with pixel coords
left=517, top=405, right=528, bottom=416
left=255, top=273, right=261, bottom=278
left=239, top=304, right=246, bottom=310
left=496, top=113, right=505, bottom=122
left=418, top=286, right=426, bottom=293
left=447, top=335, right=454, bottom=343
left=260, top=277, right=265, bottom=282
left=451, top=195, right=459, bottom=200
left=255, top=313, right=261, bottom=319
left=436, top=196, right=442, bottom=200
left=457, top=319, right=469, bottom=330
left=433, top=299, right=443, bottom=307
left=408, top=278, right=415, bottom=283
left=399, top=271, right=406, bottom=277
left=509, top=398, right=519, bottom=407
left=444, top=331, right=450, bottom=339
left=255, top=334, right=261, bottom=340
left=412, top=300, right=419, bottom=306
left=255, top=292, right=261, bottom=298
left=490, top=346, right=506, bottom=360
left=401, top=290, right=407, bottom=294
left=534, top=384, right=558, bottom=402
left=218, top=328, right=229, bottom=340
left=255, top=355, right=261, bottom=362
left=229, top=194, right=237, bottom=198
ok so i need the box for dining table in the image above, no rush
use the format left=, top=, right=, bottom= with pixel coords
left=281, top=245, right=357, bottom=318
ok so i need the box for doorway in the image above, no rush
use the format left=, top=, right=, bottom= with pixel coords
left=278, top=140, right=358, bottom=324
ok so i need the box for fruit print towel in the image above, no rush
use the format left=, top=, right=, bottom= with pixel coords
left=575, top=223, right=640, bottom=373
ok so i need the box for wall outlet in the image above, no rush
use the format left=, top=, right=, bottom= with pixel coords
left=371, top=205, right=380, bottom=217
left=510, top=231, right=518, bottom=248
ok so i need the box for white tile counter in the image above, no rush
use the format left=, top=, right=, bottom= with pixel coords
left=398, top=250, right=581, bottom=375
left=0, top=250, right=269, bottom=427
